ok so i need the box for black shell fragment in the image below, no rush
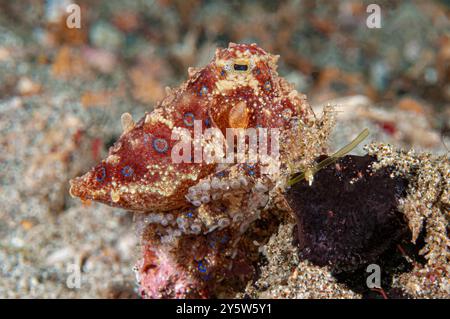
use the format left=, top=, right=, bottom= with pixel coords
left=286, top=155, right=409, bottom=272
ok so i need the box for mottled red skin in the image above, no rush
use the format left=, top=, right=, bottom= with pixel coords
left=70, top=43, right=302, bottom=212
left=70, top=43, right=313, bottom=298
left=139, top=224, right=259, bottom=298
left=70, top=95, right=214, bottom=211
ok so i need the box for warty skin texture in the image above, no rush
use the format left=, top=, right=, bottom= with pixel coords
left=70, top=43, right=332, bottom=298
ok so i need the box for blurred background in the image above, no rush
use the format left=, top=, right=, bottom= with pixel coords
left=0, top=0, right=448, bottom=298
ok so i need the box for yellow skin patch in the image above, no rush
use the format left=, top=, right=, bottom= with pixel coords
left=228, top=101, right=249, bottom=129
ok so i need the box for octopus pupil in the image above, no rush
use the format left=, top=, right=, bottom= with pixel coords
left=234, top=64, right=248, bottom=71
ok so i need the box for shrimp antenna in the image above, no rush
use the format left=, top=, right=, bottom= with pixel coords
left=288, top=128, right=370, bottom=186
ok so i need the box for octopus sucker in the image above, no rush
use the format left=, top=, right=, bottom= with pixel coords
left=70, top=43, right=335, bottom=298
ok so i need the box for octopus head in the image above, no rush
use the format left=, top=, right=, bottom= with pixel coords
left=205, top=43, right=284, bottom=131
left=213, top=43, right=278, bottom=79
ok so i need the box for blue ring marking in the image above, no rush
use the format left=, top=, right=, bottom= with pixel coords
left=264, top=81, right=272, bottom=91
left=198, top=85, right=208, bottom=96
left=121, top=165, right=134, bottom=177
left=186, top=211, right=193, bottom=218
left=246, top=163, right=256, bottom=169
left=220, top=69, right=226, bottom=76
left=152, top=138, right=169, bottom=153
left=198, top=261, right=207, bottom=273
left=183, top=112, right=195, bottom=127
left=96, top=167, right=106, bottom=182
left=204, top=118, right=211, bottom=128
left=215, top=171, right=225, bottom=177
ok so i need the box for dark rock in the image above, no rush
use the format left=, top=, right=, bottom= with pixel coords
left=286, top=155, right=409, bottom=272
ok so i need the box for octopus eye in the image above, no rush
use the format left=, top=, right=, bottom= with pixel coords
left=230, top=58, right=254, bottom=73
left=233, top=63, right=248, bottom=72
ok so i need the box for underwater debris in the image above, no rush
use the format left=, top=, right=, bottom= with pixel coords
left=242, top=223, right=360, bottom=299
left=366, top=143, right=449, bottom=298
left=250, top=146, right=448, bottom=299
left=288, top=128, right=369, bottom=186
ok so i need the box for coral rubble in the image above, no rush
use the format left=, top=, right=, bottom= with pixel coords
left=246, top=148, right=448, bottom=299
left=367, top=143, right=449, bottom=298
